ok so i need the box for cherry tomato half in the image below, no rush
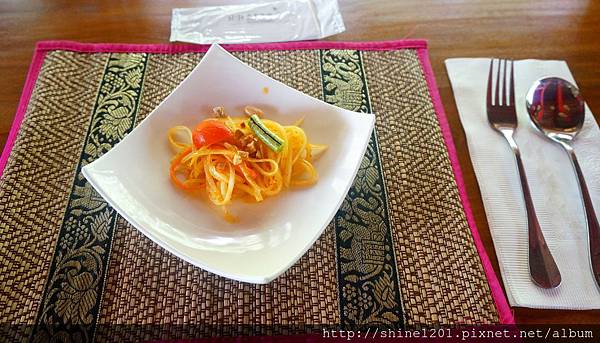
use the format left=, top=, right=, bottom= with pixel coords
left=192, top=119, right=233, bottom=148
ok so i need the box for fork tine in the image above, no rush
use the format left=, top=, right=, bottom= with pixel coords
left=487, top=59, right=493, bottom=107
left=495, top=59, right=501, bottom=106
left=502, top=59, right=507, bottom=106
left=509, top=60, right=515, bottom=107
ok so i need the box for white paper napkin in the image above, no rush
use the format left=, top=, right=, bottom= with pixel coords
left=445, top=58, right=600, bottom=309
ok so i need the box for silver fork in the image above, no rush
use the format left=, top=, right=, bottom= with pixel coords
left=486, top=59, right=561, bottom=288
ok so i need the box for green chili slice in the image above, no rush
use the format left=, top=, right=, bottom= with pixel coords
left=247, top=115, right=284, bottom=153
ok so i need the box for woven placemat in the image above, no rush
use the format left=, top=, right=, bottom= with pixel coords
left=0, top=40, right=512, bottom=342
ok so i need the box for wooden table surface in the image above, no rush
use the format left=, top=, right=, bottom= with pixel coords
left=1, top=0, right=599, bottom=325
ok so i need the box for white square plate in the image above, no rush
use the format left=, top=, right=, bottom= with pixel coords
left=82, top=45, right=374, bottom=283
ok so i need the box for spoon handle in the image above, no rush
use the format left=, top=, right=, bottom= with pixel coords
left=566, top=147, right=600, bottom=287
left=503, top=131, right=562, bottom=288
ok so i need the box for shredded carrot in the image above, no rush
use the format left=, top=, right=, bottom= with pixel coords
left=235, top=162, right=258, bottom=180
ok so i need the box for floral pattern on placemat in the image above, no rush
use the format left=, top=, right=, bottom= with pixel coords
left=31, top=53, right=148, bottom=342
left=320, top=49, right=404, bottom=328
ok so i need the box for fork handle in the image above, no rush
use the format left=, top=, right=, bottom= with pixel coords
left=502, top=130, right=562, bottom=288
left=562, top=144, right=600, bottom=287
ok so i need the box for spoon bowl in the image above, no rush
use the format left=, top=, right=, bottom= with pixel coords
left=526, top=77, right=585, bottom=145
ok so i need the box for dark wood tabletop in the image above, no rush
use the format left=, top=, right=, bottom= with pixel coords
left=1, top=0, right=599, bottom=325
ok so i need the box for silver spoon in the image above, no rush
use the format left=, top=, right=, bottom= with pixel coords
left=526, top=77, right=600, bottom=287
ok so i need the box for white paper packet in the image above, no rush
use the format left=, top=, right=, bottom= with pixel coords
left=170, top=0, right=345, bottom=44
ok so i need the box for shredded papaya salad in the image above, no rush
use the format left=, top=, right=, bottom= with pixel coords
left=167, top=106, right=327, bottom=222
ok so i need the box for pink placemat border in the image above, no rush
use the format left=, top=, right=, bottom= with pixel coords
left=0, top=39, right=514, bottom=325
left=34, top=39, right=428, bottom=54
